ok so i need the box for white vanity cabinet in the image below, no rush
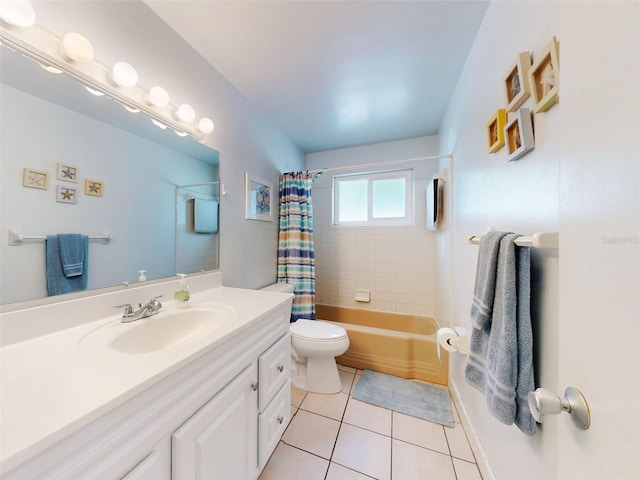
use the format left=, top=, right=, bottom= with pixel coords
left=257, top=333, right=291, bottom=470
left=2, top=298, right=292, bottom=480
left=172, top=363, right=259, bottom=479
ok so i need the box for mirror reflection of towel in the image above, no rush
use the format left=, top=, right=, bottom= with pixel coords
left=58, top=233, right=85, bottom=277
left=194, top=199, right=218, bottom=233
left=46, top=234, right=89, bottom=296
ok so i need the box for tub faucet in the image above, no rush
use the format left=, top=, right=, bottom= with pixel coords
left=115, top=295, right=163, bottom=323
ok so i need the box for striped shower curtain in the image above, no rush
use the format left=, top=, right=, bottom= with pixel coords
left=277, top=171, right=316, bottom=322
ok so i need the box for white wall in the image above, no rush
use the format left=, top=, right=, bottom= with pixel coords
left=439, top=1, right=639, bottom=479
left=27, top=0, right=305, bottom=290
left=307, top=136, right=443, bottom=315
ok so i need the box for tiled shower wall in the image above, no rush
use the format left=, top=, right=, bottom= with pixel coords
left=312, top=176, right=437, bottom=316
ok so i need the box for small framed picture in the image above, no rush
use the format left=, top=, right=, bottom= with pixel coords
left=487, top=109, right=507, bottom=153
left=57, top=163, right=78, bottom=183
left=504, top=52, right=531, bottom=112
left=529, top=36, right=560, bottom=114
left=85, top=179, right=104, bottom=197
left=504, top=108, right=535, bottom=161
left=56, top=185, right=77, bottom=204
left=244, top=172, right=272, bottom=221
left=23, top=168, right=49, bottom=189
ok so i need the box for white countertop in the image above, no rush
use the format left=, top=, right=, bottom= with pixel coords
left=0, top=285, right=291, bottom=474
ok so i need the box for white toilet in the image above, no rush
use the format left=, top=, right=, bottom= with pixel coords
left=261, top=283, right=350, bottom=394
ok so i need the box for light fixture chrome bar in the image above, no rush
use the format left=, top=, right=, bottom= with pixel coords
left=0, top=26, right=203, bottom=140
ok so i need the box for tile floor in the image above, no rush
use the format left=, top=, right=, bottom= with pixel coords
left=260, top=365, right=483, bottom=480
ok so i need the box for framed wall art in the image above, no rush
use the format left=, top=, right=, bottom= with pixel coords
left=504, top=52, right=532, bottom=112
left=56, top=185, right=77, bottom=204
left=22, top=168, right=49, bottom=189
left=487, top=109, right=507, bottom=153
left=244, top=172, right=273, bottom=221
left=504, top=108, right=535, bottom=161
left=529, top=36, right=560, bottom=114
left=85, top=179, right=104, bottom=197
left=57, top=163, right=78, bottom=182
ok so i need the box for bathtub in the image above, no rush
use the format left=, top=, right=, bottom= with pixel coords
left=316, top=304, right=448, bottom=386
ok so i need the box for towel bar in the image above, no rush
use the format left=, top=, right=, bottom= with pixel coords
left=9, top=229, right=112, bottom=246
left=467, top=228, right=558, bottom=249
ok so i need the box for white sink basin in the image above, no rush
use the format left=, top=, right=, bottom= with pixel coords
left=79, top=305, right=234, bottom=355
left=111, top=308, right=227, bottom=354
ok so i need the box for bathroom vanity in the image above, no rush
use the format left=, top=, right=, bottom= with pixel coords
left=0, top=273, right=292, bottom=479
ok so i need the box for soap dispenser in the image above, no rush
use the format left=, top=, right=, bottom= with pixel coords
left=175, top=273, right=190, bottom=307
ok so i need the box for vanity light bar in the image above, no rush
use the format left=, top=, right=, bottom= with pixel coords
left=0, top=25, right=213, bottom=141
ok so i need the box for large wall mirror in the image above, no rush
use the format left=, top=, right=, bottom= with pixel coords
left=0, top=47, right=220, bottom=305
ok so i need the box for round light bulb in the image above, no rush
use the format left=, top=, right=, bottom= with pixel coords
left=198, top=117, right=215, bottom=134
left=110, top=61, right=138, bottom=87
left=175, top=104, right=196, bottom=123
left=175, top=130, right=188, bottom=137
left=84, top=86, right=105, bottom=96
left=151, top=119, right=168, bottom=130
left=61, top=32, right=94, bottom=63
left=0, top=0, right=36, bottom=27
left=147, top=86, right=170, bottom=107
left=123, top=105, right=140, bottom=113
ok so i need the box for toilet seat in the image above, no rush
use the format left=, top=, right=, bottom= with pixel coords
left=290, top=320, right=347, bottom=342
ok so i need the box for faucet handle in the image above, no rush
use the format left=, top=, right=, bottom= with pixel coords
left=150, top=294, right=163, bottom=306
left=114, top=303, right=135, bottom=316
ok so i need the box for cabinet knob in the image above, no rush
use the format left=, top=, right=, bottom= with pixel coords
left=277, top=365, right=284, bottom=373
left=251, top=383, right=259, bottom=391
left=277, top=416, right=284, bottom=424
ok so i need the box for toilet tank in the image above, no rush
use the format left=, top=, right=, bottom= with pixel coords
left=261, top=282, right=295, bottom=294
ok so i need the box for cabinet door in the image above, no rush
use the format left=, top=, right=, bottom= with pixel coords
left=172, top=363, right=258, bottom=480
left=121, top=448, right=169, bottom=480
left=258, top=333, right=290, bottom=411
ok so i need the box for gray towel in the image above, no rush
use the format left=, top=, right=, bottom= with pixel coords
left=58, top=233, right=85, bottom=277
left=465, top=233, right=536, bottom=435
left=470, top=231, right=509, bottom=329
left=46, top=235, right=89, bottom=296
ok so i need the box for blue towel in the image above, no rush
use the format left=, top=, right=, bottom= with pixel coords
left=46, top=235, right=89, bottom=296
left=194, top=198, right=219, bottom=233
left=58, top=233, right=85, bottom=277
left=465, top=233, right=536, bottom=435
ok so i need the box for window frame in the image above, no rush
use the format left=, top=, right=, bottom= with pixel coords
left=333, top=169, right=414, bottom=226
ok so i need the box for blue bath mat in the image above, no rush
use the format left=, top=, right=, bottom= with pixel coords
left=353, top=370, right=454, bottom=427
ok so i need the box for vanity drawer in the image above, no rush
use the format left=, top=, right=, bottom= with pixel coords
left=258, top=381, right=291, bottom=470
left=258, top=333, right=290, bottom=411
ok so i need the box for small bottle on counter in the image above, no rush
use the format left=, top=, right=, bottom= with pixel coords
left=174, top=273, right=190, bottom=307
left=138, top=270, right=147, bottom=281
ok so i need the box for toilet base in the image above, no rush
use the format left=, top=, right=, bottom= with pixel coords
left=293, top=357, right=342, bottom=394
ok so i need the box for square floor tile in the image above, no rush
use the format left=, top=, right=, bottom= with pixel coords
left=445, top=422, right=475, bottom=462
left=332, top=423, right=391, bottom=480
left=282, top=409, right=341, bottom=459
left=337, top=364, right=356, bottom=374
left=291, top=384, right=307, bottom=408
left=343, top=397, right=391, bottom=436
left=392, top=439, right=456, bottom=479
left=453, top=458, right=483, bottom=480
left=326, top=462, right=372, bottom=480
left=392, top=411, right=449, bottom=455
left=259, top=442, right=328, bottom=480
left=351, top=374, right=361, bottom=394
left=339, top=369, right=355, bottom=393
left=300, top=391, right=349, bottom=421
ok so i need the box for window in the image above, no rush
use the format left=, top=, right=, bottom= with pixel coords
left=333, top=169, right=413, bottom=225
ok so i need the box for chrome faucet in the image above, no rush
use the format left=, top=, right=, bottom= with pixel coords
left=115, top=295, right=163, bottom=323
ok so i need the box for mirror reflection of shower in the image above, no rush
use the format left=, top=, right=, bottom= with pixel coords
left=175, top=182, right=220, bottom=275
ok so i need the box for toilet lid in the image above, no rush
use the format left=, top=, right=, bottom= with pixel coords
left=290, top=320, right=347, bottom=341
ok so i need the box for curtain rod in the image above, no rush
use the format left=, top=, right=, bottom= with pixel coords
left=307, top=153, right=453, bottom=176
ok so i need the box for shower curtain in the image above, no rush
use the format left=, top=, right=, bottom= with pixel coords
left=277, top=171, right=316, bottom=322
